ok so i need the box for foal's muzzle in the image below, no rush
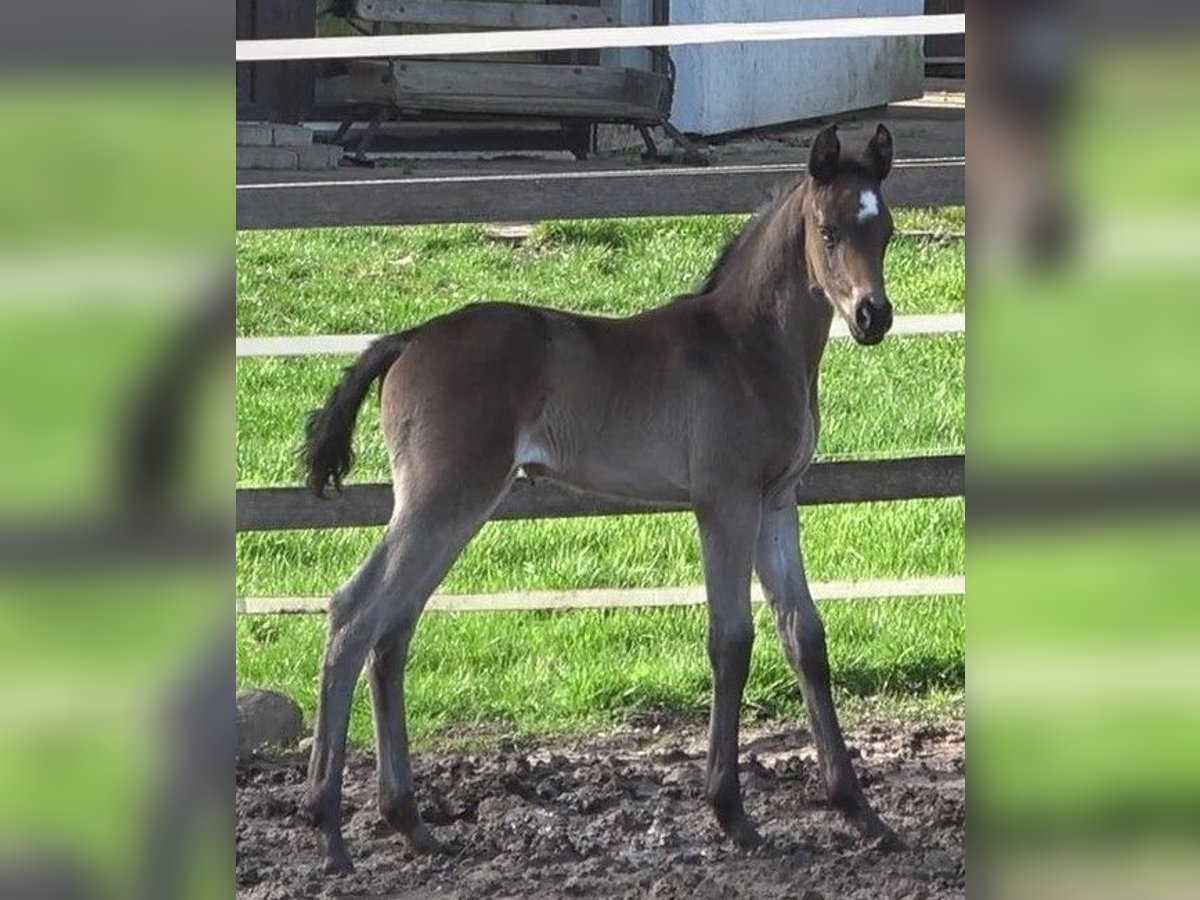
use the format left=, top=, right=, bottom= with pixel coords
left=853, top=295, right=893, bottom=346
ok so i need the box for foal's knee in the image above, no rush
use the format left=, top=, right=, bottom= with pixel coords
left=707, top=617, right=755, bottom=669
left=796, top=610, right=826, bottom=655
left=793, top=612, right=833, bottom=679
left=772, top=597, right=828, bottom=659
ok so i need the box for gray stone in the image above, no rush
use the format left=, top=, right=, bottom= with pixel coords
left=295, top=144, right=343, bottom=170
left=484, top=222, right=536, bottom=242
left=236, top=122, right=273, bottom=146
left=271, top=123, right=314, bottom=147
left=237, top=689, right=304, bottom=756
left=237, top=146, right=299, bottom=170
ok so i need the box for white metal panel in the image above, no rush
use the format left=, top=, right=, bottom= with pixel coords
left=669, top=1, right=925, bottom=135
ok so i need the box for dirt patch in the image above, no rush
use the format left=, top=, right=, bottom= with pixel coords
left=236, top=718, right=964, bottom=899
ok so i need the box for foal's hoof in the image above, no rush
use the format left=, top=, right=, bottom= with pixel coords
left=320, top=845, right=354, bottom=876
left=316, top=827, right=354, bottom=875
left=724, top=816, right=766, bottom=851
left=405, top=824, right=450, bottom=856
left=867, top=823, right=906, bottom=853
left=847, top=809, right=905, bottom=852
left=831, top=790, right=905, bottom=851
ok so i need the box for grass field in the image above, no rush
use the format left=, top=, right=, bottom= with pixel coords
left=235, top=210, right=965, bottom=747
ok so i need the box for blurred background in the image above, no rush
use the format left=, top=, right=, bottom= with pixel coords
left=969, top=1, right=1200, bottom=897
left=0, top=1, right=1198, bottom=897
left=0, top=2, right=228, bottom=898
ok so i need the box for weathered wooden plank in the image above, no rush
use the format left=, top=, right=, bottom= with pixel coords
left=353, top=0, right=618, bottom=29
left=235, top=455, right=965, bottom=532
left=318, top=91, right=663, bottom=121
left=236, top=157, right=964, bottom=229
left=236, top=575, right=967, bottom=615
left=315, top=60, right=669, bottom=120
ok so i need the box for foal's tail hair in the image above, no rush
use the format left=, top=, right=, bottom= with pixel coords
left=302, top=331, right=411, bottom=498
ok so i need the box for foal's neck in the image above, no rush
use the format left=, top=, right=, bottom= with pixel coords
left=710, top=182, right=833, bottom=382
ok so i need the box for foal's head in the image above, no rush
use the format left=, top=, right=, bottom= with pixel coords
left=800, top=124, right=896, bottom=345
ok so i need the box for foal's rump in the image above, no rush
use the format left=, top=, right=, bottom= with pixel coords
left=379, top=302, right=689, bottom=497
left=302, top=302, right=554, bottom=499
left=378, top=303, right=552, bottom=472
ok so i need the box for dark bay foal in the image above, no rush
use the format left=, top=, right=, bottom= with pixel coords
left=301, top=124, right=901, bottom=873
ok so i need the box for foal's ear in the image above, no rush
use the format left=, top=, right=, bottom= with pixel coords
left=866, top=124, right=894, bottom=181
left=808, top=124, right=841, bottom=183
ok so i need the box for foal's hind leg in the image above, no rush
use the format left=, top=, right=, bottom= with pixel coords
left=304, top=540, right=396, bottom=873
left=306, top=465, right=511, bottom=872
left=365, top=484, right=508, bottom=855
left=754, top=503, right=900, bottom=847
left=696, top=495, right=763, bottom=850
left=367, top=620, right=436, bottom=852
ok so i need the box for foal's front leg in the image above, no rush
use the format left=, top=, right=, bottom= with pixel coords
left=755, top=502, right=900, bottom=847
left=695, top=496, right=763, bottom=849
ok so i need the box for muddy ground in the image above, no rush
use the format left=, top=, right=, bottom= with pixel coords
left=237, top=718, right=964, bottom=899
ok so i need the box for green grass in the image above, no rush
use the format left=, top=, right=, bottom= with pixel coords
left=238, top=499, right=962, bottom=598
left=235, top=210, right=965, bottom=745
left=236, top=211, right=965, bottom=337
left=238, top=596, right=964, bottom=748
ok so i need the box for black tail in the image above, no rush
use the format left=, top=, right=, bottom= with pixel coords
left=302, top=331, right=411, bottom=497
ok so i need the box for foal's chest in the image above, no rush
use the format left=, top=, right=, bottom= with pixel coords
left=727, top=336, right=816, bottom=485
left=760, top=401, right=817, bottom=495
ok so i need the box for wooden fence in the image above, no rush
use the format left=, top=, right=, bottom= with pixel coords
left=237, top=455, right=964, bottom=533
left=236, top=14, right=967, bottom=610
left=236, top=157, right=963, bottom=230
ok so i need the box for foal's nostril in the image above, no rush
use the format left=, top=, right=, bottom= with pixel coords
left=855, top=303, right=872, bottom=333
left=854, top=296, right=893, bottom=340
left=876, top=300, right=894, bottom=331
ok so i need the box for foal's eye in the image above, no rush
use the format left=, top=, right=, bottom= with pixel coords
left=818, top=225, right=839, bottom=247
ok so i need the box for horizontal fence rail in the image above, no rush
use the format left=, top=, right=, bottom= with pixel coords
left=236, top=454, right=964, bottom=533
left=237, top=574, right=966, bottom=615
left=236, top=157, right=964, bottom=229
left=354, top=0, right=620, bottom=30
left=236, top=15, right=965, bottom=63
left=236, top=313, right=965, bottom=359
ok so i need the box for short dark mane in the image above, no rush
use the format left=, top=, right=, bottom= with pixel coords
left=695, top=175, right=805, bottom=296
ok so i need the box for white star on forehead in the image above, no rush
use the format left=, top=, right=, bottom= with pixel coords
left=856, top=189, right=880, bottom=222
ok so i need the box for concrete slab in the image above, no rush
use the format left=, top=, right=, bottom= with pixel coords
left=237, top=146, right=300, bottom=170
left=236, top=123, right=273, bottom=147
left=270, top=123, right=314, bottom=147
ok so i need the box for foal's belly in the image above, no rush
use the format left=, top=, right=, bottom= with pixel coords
left=515, top=411, right=815, bottom=507
left=516, top=422, right=693, bottom=505
left=528, top=463, right=692, bottom=506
